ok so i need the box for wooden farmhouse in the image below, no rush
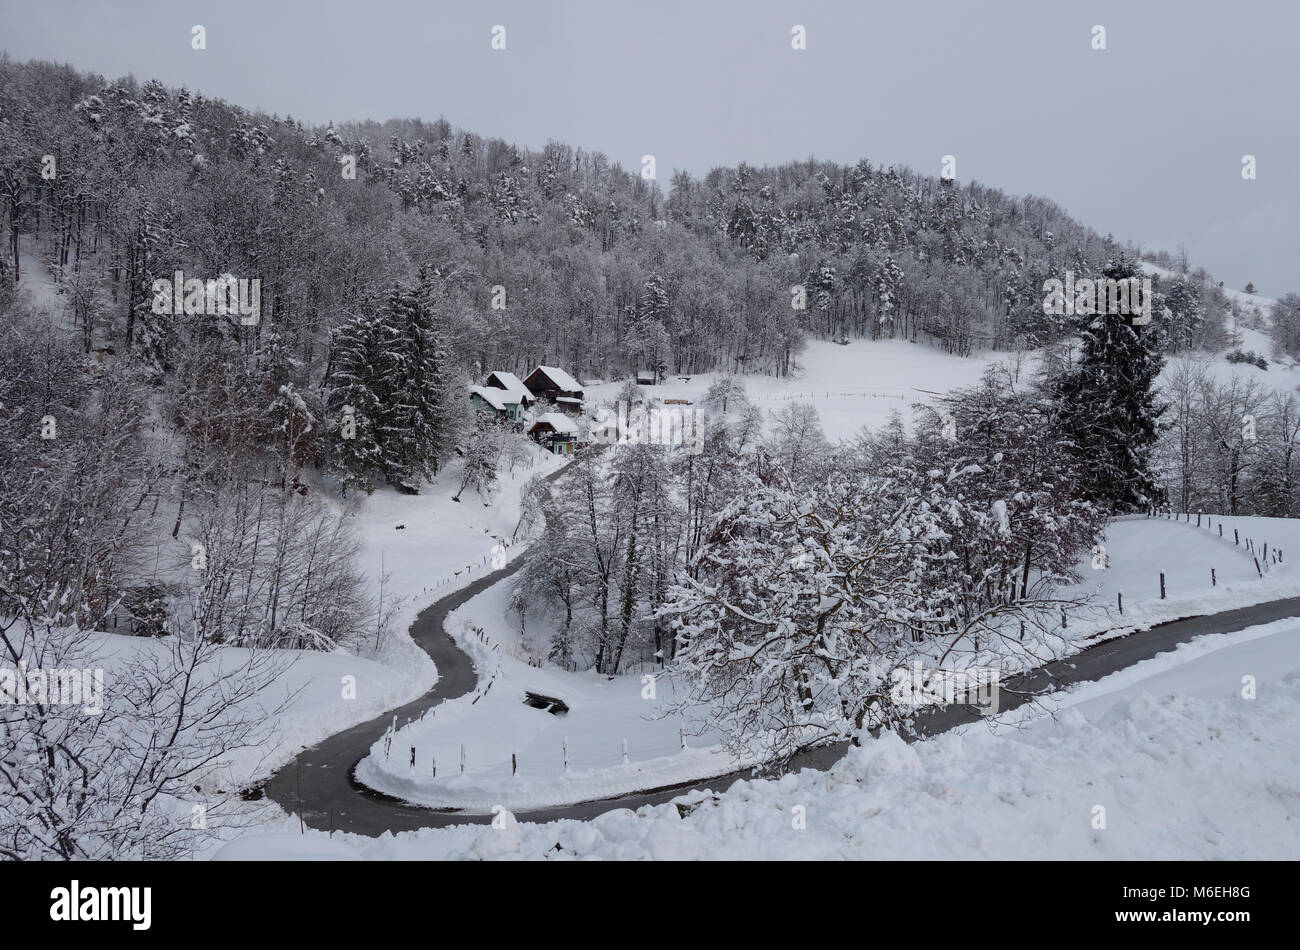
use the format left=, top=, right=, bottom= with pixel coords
left=523, top=365, right=584, bottom=413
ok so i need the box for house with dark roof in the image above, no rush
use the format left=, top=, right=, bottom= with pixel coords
left=523, top=365, right=584, bottom=413
left=484, top=371, right=534, bottom=408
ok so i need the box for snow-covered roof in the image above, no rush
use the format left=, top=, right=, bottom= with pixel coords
left=530, top=412, right=578, bottom=435
left=486, top=371, right=531, bottom=403
left=469, top=385, right=519, bottom=411
left=533, top=365, right=583, bottom=393
left=555, top=395, right=582, bottom=404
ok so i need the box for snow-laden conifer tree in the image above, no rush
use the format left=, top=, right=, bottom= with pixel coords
left=1054, top=258, right=1166, bottom=511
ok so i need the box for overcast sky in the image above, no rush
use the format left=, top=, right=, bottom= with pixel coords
left=3, top=0, right=1295, bottom=295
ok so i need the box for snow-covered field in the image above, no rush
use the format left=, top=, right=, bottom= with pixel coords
left=1063, top=513, right=1300, bottom=630
left=1144, top=261, right=1298, bottom=394
left=347, top=448, right=565, bottom=663
left=585, top=337, right=1010, bottom=441
left=219, top=614, right=1300, bottom=859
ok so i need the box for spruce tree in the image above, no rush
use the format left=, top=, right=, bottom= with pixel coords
left=326, top=314, right=387, bottom=493
left=326, top=274, right=462, bottom=493
left=1055, top=258, right=1165, bottom=510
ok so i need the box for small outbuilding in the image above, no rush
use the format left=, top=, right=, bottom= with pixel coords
left=528, top=412, right=580, bottom=455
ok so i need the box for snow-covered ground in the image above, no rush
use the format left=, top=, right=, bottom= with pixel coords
left=214, top=448, right=568, bottom=782
left=40, top=297, right=1300, bottom=845
left=23, top=448, right=570, bottom=816
left=13, top=234, right=70, bottom=325
left=348, top=448, right=565, bottom=654
left=211, top=336, right=1011, bottom=799
left=42, top=446, right=567, bottom=802
left=353, top=580, right=749, bottom=812
left=1062, top=513, right=1300, bottom=632
left=1144, top=260, right=1298, bottom=393
left=218, top=613, right=1300, bottom=859
left=83, top=631, right=420, bottom=792
left=345, top=510, right=1300, bottom=813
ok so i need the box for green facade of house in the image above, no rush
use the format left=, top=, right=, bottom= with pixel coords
left=471, top=390, right=523, bottom=422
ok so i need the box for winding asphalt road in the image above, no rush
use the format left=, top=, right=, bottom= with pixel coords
left=262, top=551, right=1300, bottom=836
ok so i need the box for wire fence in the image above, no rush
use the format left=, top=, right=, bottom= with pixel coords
left=1089, top=508, right=1288, bottom=617
left=750, top=389, right=910, bottom=402
left=380, top=730, right=712, bottom=783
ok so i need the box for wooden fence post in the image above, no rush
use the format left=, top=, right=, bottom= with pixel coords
left=1160, top=573, right=1166, bottom=599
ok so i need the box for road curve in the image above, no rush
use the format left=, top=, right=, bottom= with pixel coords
left=262, top=556, right=1300, bottom=836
